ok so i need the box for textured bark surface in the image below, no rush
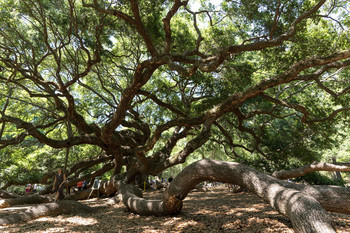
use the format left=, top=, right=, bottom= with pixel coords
left=295, top=185, right=350, bottom=215
left=0, top=200, right=92, bottom=225
left=117, top=181, right=168, bottom=216
left=0, top=194, right=51, bottom=208
left=65, top=189, right=94, bottom=200
left=116, top=159, right=345, bottom=233
left=65, top=180, right=116, bottom=200
left=0, top=190, right=19, bottom=199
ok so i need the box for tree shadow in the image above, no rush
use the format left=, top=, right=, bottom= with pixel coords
left=1, top=189, right=348, bottom=232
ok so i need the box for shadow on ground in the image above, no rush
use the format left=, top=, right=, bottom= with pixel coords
left=1, top=187, right=349, bottom=232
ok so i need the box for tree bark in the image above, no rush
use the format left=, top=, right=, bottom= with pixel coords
left=0, top=190, right=20, bottom=199
left=0, top=194, right=51, bottom=208
left=115, top=159, right=350, bottom=233
left=65, top=179, right=116, bottom=200
left=332, top=157, right=344, bottom=182
left=272, top=161, right=350, bottom=179
left=64, top=189, right=93, bottom=200
left=0, top=200, right=92, bottom=225
left=116, top=181, right=165, bottom=216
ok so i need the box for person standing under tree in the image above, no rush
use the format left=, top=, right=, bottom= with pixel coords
left=77, top=180, right=83, bottom=190
left=25, top=184, right=31, bottom=195
left=52, top=168, right=66, bottom=201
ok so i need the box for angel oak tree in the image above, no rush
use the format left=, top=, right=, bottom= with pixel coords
left=0, top=0, right=350, bottom=232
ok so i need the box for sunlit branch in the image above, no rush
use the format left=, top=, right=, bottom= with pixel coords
left=260, top=93, right=309, bottom=121
left=273, top=161, right=350, bottom=179
left=0, top=115, right=103, bottom=148
left=269, top=0, right=282, bottom=39
left=163, top=0, right=188, bottom=53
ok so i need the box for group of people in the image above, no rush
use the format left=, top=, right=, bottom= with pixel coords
left=51, top=170, right=176, bottom=201
left=51, top=167, right=104, bottom=202
left=148, top=176, right=173, bottom=189
left=77, top=180, right=88, bottom=190
left=25, top=183, right=38, bottom=194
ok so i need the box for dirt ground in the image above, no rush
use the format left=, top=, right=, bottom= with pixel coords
left=1, top=186, right=349, bottom=233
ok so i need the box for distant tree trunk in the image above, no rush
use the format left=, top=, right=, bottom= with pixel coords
left=114, top=159, right=350, bottom=233
left=64, top=147, right=70, bottom=172
left=134, top=173, right=149, bottom=189
left=332, top=157, right=344, bottom=182
left=64, top=122, right=73, bottom=172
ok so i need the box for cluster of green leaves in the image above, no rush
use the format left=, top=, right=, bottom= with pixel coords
left=0, top=0, right=349, bottom=187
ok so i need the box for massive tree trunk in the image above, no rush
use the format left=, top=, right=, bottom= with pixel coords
left=115, top=159, right=350, bottom=233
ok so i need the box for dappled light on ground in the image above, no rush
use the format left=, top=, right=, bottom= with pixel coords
left=1, top=187, right=349, bottom=232
left=34, top=216, right=98, bottom=225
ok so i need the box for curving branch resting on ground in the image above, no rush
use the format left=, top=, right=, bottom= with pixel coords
left=115, top=159, right=350, bottom=233
left=0, top=190, right=20, bottom=199
left=0, top=200, right=92, bottom=225
left=0, top=194, right=51, bottom=208
left=272, top=161, right=350, bottom=179
left=1, top=159, right=349, bottom=232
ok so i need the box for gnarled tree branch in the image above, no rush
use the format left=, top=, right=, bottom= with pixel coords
left=272, top=161, right=350, bottom=179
